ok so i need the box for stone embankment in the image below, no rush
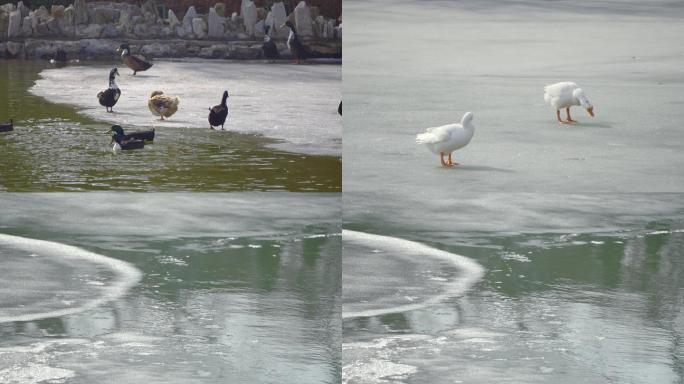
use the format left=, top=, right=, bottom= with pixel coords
left=0, top=0, right=341, bottom=60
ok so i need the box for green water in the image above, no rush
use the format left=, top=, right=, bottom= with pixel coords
left=0, top=60, right=341, bottom=192
left=0, top=193, right=341, bottom=384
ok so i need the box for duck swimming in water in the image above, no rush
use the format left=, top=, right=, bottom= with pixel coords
left=262, top=25, right=280, bottom=62
left=117, top=44, right=153, bottom=75
left=110, top=125, right=145, bottom=151
left=108, top=125, right=155, bottom=143
left=148, top=91, right=180, bottom=120
left=208, top=91, right=229, bottom=130
left=281, top=20, right=308, bottom=64
left=543, top=82, right=595, bottom=124
left=416, top=112, right=475, bottom=167
left=0, top=119, right=13, bottom=132
left=97, top=68, right=121, bottom=113
left=49, top=49, right=68, bottom=67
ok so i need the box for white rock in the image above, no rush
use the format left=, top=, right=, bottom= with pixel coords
left=167, top=9, right=180, bottom=28
left=231, top=12, right=238, bottom=23
left=17, top=1, right=29, bottom=18
left=207, top=7, right=224, bottom=38
left=20, top=15, right=32, bottom=36
left=242, top=1, right=256, bottom=36
left=63, top=5, right=75, bottom=26
left=73, top=0, right=88, bottom=25
left=293, top=1, right=313, bottom=37
left=270, top=2, right=287, bottom=38
left=34, top=6, right=51, bottom=23
left=7, top=10, right=22, bottom=38
left=240, top=0, right=250, bottom=18
left=182, top=6, right=196, bottom=29
left=192, top=17, right=206, bottom=39
left=119, top=9, right=130, bottom=27
left=0, top=4, right=16, bottom=13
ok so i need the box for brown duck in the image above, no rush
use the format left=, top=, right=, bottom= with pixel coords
left=117, top=44, right=153, bottom=75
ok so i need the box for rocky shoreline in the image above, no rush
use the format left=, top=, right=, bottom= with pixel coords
left=0, top=0, right=341, bottom=60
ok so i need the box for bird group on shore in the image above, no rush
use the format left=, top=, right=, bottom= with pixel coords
left=4, top=39, right=342, bottom=154
left=417, top=81, right=595, bottom=167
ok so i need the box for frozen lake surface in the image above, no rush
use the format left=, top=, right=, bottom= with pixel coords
left=343, top=0, right=684, bottom=383
left=31, top=60, right=341, bottom=156
left=0, top=193, right=341, bottom=384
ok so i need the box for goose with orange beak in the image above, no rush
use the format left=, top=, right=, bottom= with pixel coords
left=544, top=82, right=594, bottom=124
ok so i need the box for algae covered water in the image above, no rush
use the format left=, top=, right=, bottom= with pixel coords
left=0, top=193, right=341, bottom=384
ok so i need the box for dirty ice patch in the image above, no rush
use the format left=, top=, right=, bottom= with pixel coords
left=342, top=230, right=484, bottom=319
left=30, top=60, right=341, bottom=156
left=0, top=234, right=142, bottom=323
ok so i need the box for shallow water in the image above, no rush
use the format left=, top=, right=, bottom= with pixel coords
left=0, top=60, right=340, bottom=192
left=343, top=1, right=684, bottom=383
left=0, top=193, right=341, bottom=384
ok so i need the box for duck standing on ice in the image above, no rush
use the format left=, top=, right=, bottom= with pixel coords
left=97, top=68, right=121, bottom=113
left=544, top=82, right=594, bottom=124
left=416, top=112, right=475, bottom=167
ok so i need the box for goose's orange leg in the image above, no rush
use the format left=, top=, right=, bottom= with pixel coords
left=440, top=152, right=448, bottom=167
left=566, top=107, right=577, bottom=123
left=556, top=110, right=566, bottom=124
left=447, top=153, right=459, bottom=166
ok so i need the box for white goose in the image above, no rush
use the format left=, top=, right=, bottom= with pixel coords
left=543, top=82, right=594, bottom=124
left=416, top=112, right=475, bottom=167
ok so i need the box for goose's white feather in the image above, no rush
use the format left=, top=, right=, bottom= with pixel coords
left=416, top=112, right=475, bottom=155
left=544, top=81, right=592, bottom=110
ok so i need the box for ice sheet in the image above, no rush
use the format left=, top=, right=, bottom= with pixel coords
left=31, top=60, right=341, bottom=155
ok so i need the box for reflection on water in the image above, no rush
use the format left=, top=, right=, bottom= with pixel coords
left=343, top=226, right=684, bottom=384
left=0, top=194, right=341, bottom=384
left=0, top=61, right=340, bottom=192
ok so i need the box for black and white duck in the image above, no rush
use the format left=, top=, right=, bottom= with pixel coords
left=208, top=90, right=229, bottom=130
left=117, top=44, right=153, bottom=75
left=110, top=125, right=145, bottom=151
left=281, top=20, right=308, bottom=64
left=262, top=25, right=280, bottom=62
left=49, top=49, right=68, bottom=67
left=109, top=125, right=155, bottom=143
left=97, top=68, right=121, bottom=113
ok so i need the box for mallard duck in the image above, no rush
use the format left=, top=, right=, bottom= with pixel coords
left=117, top=44, right=153, bottom=75
left=544, top=82, right=594, bottom=124
left=281, top=20, right=308, bottom=64
left=262, top=25, right=280, bottom=62
left=97, top=68, right=121, bottom=113
left=110, top=125, right=145, bottom=151
left=108, top=125, right=155, bottom=143
left=0, top=119, right=13, bottom=132
left=416, top=112, right=475, bottom=167
left=208, top=91, right=229, bottom=130
left=148, top=91, right=180, bottom=120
